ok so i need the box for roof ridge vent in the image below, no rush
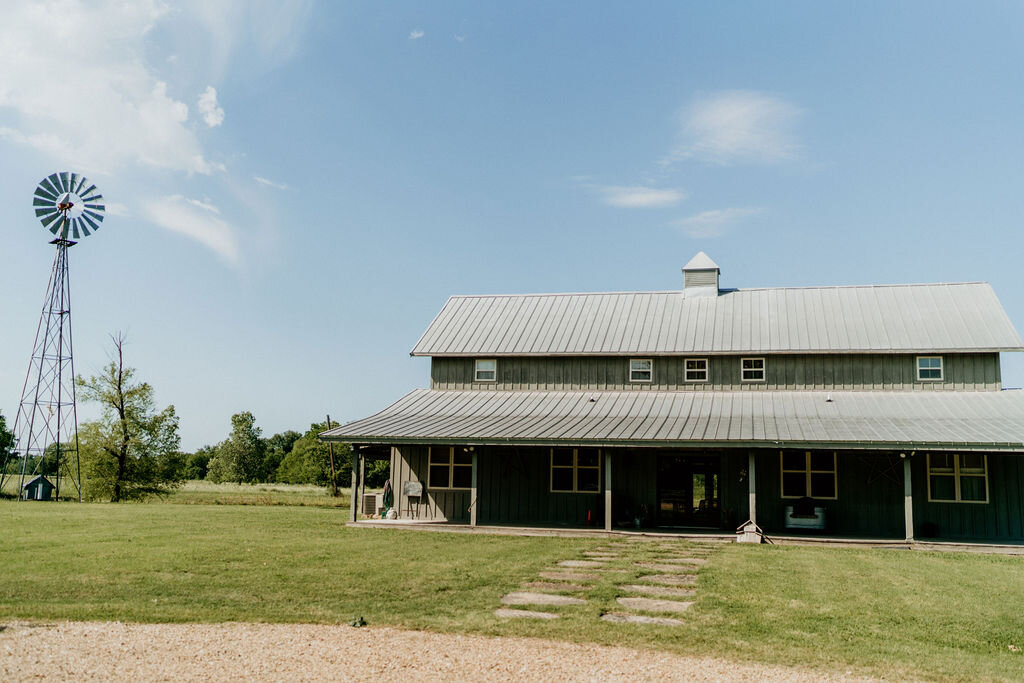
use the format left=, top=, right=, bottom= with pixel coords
left=682, top=251, right=720, bottom=297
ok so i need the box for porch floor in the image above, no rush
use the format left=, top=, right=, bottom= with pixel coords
left=347, top=519, right=1024, bottom=554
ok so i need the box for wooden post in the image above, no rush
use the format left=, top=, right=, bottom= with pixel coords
left=903, top=454, right=914, bottom=542
left=349, top=447, right=359, bottom=523
left=748, top=451, right=757, bottom=526
left=470, top=450, right=478, bottom=527
left=358, top=453, right=366, bottom=515
left=604, top=450, right=612, bottom=532
left=325, top=414, right=338, bottom=497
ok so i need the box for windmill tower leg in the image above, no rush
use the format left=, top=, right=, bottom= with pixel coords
left=6, top=237, right=81, bottom=501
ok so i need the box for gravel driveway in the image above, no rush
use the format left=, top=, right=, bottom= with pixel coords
left=1, top=621, right=874, bottom=681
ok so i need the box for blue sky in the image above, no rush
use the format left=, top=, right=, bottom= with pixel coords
left=2, top=1, right=1023, bottom=450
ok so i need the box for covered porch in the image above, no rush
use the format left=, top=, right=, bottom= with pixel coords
left=323, top=388, right=1024, bottom=544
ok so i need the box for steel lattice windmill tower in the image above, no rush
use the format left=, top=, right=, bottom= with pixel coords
left=0, top=172, right=104, bottom=501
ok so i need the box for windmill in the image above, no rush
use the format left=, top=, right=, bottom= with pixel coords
left=0, top=172, right=104, bottom=501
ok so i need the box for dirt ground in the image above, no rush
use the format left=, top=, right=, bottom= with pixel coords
left=0, top=621, right=877, bottom=681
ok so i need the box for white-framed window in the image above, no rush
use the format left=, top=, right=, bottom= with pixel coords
left=780, top=451, right=837, bottom=499
left=550, top=447, right=601, bottom=493
left=917, top=356, right=943, bottom=381
left=474, top=359, right=497, bottom=382
left=685, top=358, right=708, bottom=383
left=427, top=446, right=473, bottom=490
left=927, top=453, right=988, bottom=503
left=629, top=358, right=653, bottom=383
left=741, top=357, right=765, bottom=382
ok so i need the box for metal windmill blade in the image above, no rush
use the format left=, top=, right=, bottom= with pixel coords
left=33, top=172, right=104, bottom=240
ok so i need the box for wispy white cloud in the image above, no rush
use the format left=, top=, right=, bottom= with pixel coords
left=409, top=29, right=425, bottom=40
left=254, top=176, right=288, bottom=190
left=600, top=185, right=685, bottom=209
left=0, top=1, right=313, bottom=268
left=104, top=202, right=131, bottom=217
left=0, top=1, right=221, bottom=175
left=454, top=34, right=466, bottom=43
left=141, top=195, right=240, bottom=265
left=667, top=91, right=802, bottom=166
left=673, top=207, right=764, bottom=238
left=198, top=86, right=225, bottom=128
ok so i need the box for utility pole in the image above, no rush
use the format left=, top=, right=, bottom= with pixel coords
left=325, top=414, right=338, bottom=497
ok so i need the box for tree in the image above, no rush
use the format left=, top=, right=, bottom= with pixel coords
left=0, top=412, right=14, bottom=470
left=275, top=421, right=350, bottom=488
left=262, top=430, right=301, bottom=482
left=183, top=445, right=217, bottom=480
left=0, top=412, right=17, bottom=496
left=206, top=412, right=265, bottom=484
left=76, top=334, right=182, bottom=502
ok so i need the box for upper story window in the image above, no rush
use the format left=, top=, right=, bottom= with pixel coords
left=685, top=358, right=708, bottom=383
left=428, top=446, right=473, bottom=490
left=917, top=356, right=943, bottom=381
left=475, top=359, right=497, bottom=382
left=781, top=451, right=837, bottom=499
left=629, top=358, right=653, bottom=383
left=928, top=453, right=988, bottom=503
left=550, top=447, right=601, bottom=493
left=741, top=357, right=765, bottom=382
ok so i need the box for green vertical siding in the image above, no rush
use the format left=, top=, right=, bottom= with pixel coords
left=387, top=445, right=1023, bottom=540
left=431, top=354, right=1001, bottom=392
left=751, top=451, right=905, bottom=538
left=476, top=447, right=604, bottom=526
left=390, top=445, right=470, bottom=522
left=913, top=454, right=1024, bottom=541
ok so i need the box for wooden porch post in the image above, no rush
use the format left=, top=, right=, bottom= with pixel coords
left=358, top=454, right=366, bottom=516
left=903, top=454, right=914, bottom=542
left=349, top=447, right=359, bottom=523
left=604, top=450, right=612, bottom=532
left=748, top=451, right=757, bottom=526
left=470, top=450, right=478, bottom=527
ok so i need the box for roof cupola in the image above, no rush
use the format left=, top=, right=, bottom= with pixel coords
left=682, top=251, right=720, bottom=296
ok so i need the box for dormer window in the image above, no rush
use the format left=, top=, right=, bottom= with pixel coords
left=629, top=359, right=653, bottom=383
left=474, top=359, right=497, bottom=382
left=917, top=356, right=943, bottom=381
left=741, top=357, right=765, bottom=382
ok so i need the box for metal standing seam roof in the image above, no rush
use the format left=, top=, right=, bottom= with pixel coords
left=410, top=282, right=1024, bottom=356
left=321, top=388, right=1024, bottom=451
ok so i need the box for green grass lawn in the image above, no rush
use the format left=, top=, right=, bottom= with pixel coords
left=1, top=478, right=351, bottom=507
left=1, top=501, right=1022, bottom=681
left=165, top=480, right=352, bottom=507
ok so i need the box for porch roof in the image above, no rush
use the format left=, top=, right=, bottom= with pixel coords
left=321, top=388, right=1024, bottom=452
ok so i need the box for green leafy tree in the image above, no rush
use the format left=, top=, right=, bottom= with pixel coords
left=262, top=430, right=300, bottom=482
left=365, top=459, right=390, bottom=488
left=207, top=412, right=265, bottom=484
left=276, top=421, right=350, bottom=488
left=76, top=334, right=183, bottom=502
left=0, top=411, right=14, bottom=473
left=183, top=445, right=217, bottom=480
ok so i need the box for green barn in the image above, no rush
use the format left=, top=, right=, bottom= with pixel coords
left=323, top=253, right=1024, bottom=544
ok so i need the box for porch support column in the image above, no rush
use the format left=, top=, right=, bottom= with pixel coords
left=748, top=451, right=757, bottom=526
left=470, top=450, right=478, bottom=527
left=358, top=454, right=366, bottom=516
left=604, top=450, right=612, bottom=532
left=349, top=447, right=360, bottom=523
left=903, top=454, right=914, bottom=542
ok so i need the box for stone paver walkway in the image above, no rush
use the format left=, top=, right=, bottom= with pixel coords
left=502, top=592, right=586, bottom=606
left=496, top=536, right=726, bottom=626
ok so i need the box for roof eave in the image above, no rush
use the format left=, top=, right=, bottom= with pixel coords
left=321, top=434, right=1024, bottom=452
left=412, top=347, right=1024, bottom=357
